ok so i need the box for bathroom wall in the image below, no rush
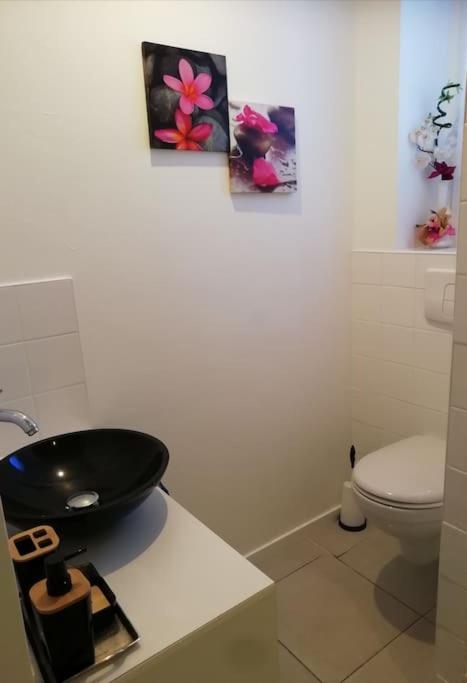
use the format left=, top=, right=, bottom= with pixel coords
left=0, top=279, right=91, bottom=456
left=0, top=0, right=354, bottom=553
left=353, top=0, right=400, bottom=251
left=352, top=250, right=456, bottom=457
left=435, top=109, right=467, bottom=683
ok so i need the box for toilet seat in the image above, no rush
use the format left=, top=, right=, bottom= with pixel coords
left=352, top=434, right=446, bottom=508
left=352, top=481, right=443, bottom=510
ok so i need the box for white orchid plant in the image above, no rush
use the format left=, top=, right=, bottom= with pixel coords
left=409, top=82, right=461, bottom=182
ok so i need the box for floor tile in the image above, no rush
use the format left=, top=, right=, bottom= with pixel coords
left=249, top=531, right=324, bottom=581
left=279, top=644, right=319, bottom=682
left=345, top=618, right=436, bottom=683
left=340, top=532, right=438, bottom=615
left=277, top=555, right=418, bottom=683
left=302, top=511, right=377, bottom=557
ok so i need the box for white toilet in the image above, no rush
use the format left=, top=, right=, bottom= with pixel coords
left=352, top=434, right=446, bottom=565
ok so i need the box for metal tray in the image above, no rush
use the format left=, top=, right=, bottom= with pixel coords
left=23, top=562, right=139, bottom=683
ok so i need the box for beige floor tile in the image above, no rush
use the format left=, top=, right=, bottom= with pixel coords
left=277, top=555, right=418, bottom=683
left=279, top=644, right=319, bottom=682
left=304, top=511, right=377, bottom=557
left=345, top=618, right=436, bottom=683
left=340, top=532, right=438, bottom=615
left=249, top=531, right=324, bottom=581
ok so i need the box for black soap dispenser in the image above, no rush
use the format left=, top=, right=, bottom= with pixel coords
left=29, top=549, right=94, bottom=681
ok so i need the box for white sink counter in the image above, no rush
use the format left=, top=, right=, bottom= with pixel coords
left=30, top=490, right=278, bottom=682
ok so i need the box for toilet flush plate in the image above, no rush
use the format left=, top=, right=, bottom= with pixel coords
left=425, top=268, right=456, bottom=325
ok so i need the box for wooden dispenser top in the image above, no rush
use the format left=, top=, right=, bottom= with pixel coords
left=9, top=526, right=60, bottom=563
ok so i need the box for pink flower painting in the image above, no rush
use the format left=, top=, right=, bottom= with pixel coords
left=229, top=100, right=297, bottom=193
left=155, top=110, right=213, bottom=151
left=142, top=42, right=229, bottom=153
left=163, top=59, right=214, bottom=115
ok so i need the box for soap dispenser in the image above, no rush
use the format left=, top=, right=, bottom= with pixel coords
left=29, top=549, right=94, bottom=680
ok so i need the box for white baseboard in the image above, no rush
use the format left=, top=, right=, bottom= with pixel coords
left=245, top=504, right=340, bottom=559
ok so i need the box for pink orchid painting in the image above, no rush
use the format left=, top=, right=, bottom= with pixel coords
left=155, top=110, right=213, bottom=151
left=235, top=105, right=278, bottom=134
left=142, top=42, right=229, bottom=153
left=229, top=100, right=297, bottom=193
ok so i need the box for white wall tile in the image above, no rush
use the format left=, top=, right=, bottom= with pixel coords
left=351, top=420, right=383, bottom=457
left=382, top=253, right=415, bottom=287
left=35, top=384, right=91, bottom=439
left=0, top=343, right=30, bottom=402
left=444, top=467, right=467, bottom=533
left=457, top=202, right=467, bottom=275
left=381, top=396, right=448, bottom=438
left=26, top=333, right=85, bottom=394
left=379, top=430, right=405, bottom=448
left=415, top=253, right=457, bottom=289
left=435, top=626, right=465, bottom=683
left=380, top=286, right=415, bottom=326
left=447, top=408, right=467, bottom=473
left=16, top=279, right=78, bottom=340
left=351, top=388, right=383, bottom=428
left=380, top=360, right=414, bottom=401
left=0, top=396, right=38, bottom=458
left=380, top=396, right=417, bottom=436
left=0, top=287, right=22, bottom=345
left=437, top=576, right=467, bottom=643
left=413, top=329, right=453, bottom=374
left=439, top=522, right=467, bottom=589
left=453, top=275, right=467, bottom=344
left=381, top=324, right=413, bottom=365
left=412, top=404, right=448, bottom=438
left=451, top=344, right=467, bottom=410
left=351, top=355, right=382, bottom=393
left=352, top=284, right=380, bottom=321
left=352, top=321, right=383, bottom=358
left=351, top=252, right=382, bottom=284
left=411, top=367, right=450, bottom=412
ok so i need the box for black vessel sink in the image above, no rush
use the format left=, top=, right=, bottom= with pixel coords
left=0, top=429, right=169, bottom=525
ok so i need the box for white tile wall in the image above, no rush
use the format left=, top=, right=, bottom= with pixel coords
left=351, top=250, right=455, bottom=457
left=436, top=119, right=467, bottom=682
left=0, top=279, right=91, bottom=457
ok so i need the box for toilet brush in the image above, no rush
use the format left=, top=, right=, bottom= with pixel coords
left=338, top=445, right=367, bottom=532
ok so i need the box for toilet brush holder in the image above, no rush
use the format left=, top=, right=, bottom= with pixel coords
left=339, top=481, right=366, bottom=531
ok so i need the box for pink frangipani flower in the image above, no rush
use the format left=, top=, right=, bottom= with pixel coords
left=154, top=109, right=212, bottom=151
left=235, top=105, right=278, bottom=134
left=163, top=59, right=214, bottom=115
left=253, top=158, right=279, bottom=187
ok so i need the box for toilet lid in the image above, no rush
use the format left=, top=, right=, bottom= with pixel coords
left=352, top=435, right=446, bottom=506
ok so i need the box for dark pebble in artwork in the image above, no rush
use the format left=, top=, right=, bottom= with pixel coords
left=268, top=107, right=295, bottom=145
left=150, top=85, right=180, bottom=127
left=234, top=124, right=273, bottom=160
left=196, top=112, right=229, bottom=152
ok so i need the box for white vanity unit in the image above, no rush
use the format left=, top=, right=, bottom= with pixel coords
left=6, top=490, right=279, bottom=683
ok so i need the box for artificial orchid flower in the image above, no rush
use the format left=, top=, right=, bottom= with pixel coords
left=154, top=109, right=212, bottom=151
left=253, top=158, right=280, bottom=187
left=415, top=152, right=431, bottom=169
left=163, top=58, right=214, bottom=115
left=235, top=105, right=278, bottom=134
left=428, top=161, right=456, bottom=181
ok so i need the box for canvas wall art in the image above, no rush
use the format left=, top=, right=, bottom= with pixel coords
left=142, top=42, right=229, bottom=153
left=229, top=101, right=297, bottom=193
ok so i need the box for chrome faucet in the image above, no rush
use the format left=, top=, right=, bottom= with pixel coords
left=0, top=410, right=39, bottom=436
